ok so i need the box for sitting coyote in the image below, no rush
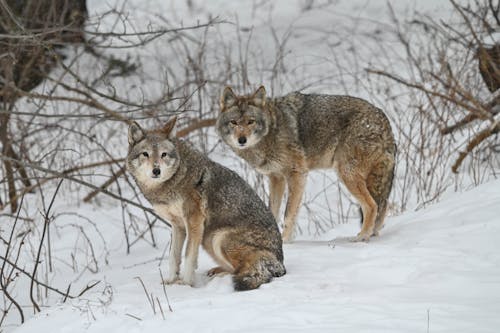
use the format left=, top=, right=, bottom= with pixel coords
left=126, top=117, right=285, bottom=290
left=216, top=86, right=396, bottom=242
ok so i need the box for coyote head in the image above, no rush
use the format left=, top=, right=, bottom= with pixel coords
left=216, top=85, right=271, bottom=150
left=126, top=117, right=180, bottom=187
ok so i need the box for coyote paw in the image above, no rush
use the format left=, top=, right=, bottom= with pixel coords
left=350, top=232, right=371, bottom=242
left=179, top=271, right=195, bottom=287
left=163, top=277, right=194, bottom=286
left=177, top=279, right=194, bottom=286
left=162, top=276, right=182, bottom=285
left=207, top=266, right=229, bottom=277
left=282, top=232, right=294, bottom=244
left=163, top=271, right=194, bottom=286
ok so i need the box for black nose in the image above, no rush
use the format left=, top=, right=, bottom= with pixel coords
left=238, top=137, right=247, bottom=145
left=152, top=168, right=161, bottom=176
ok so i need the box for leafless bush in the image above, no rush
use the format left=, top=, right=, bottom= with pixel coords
left=0, top=184, right=100, bottom=328
left=0, top=0, right=87, bottom=213
left=0, top=0, right=221, bottom=328
left=365, top=0, right=499, bottom=209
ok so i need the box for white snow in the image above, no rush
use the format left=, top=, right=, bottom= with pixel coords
left=12, top=179, right=500, bottom=333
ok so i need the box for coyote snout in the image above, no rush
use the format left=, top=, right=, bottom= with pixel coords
left=152, top=166, right=161, bottom=177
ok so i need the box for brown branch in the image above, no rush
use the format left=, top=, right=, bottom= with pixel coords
left=9, top=147, right=32, bottom=189
left=440, top=113, right=480, bottom=135
left=489, top=0, right=500, bottom=26
left=367, top=68, right=495, bottom=121
left=3, top=83, right=130, bottom=123
left=83, top=168, right=126, bottom=203
left=0, top=107, right=18, bottom=212
left=3, top=151, right=17, bottom=213
left=440, top=94, right=499, bottom=135
left=2, top=158, right=125, bottom=210
left=176, top=118, right=216, bottom=137
left=450, top=0, right=482, bottom=47
left=452, top=120, right=500, bottom=173
left=0, top=154, right=171, bottom=227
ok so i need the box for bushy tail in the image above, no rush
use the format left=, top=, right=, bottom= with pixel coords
left=372, top=148, right=396, bottom=227
left=232, top=251, right=286, bottom=291
left=363, top=147, right=396, bottom=228
left=375, top=162, right=394, bottom=225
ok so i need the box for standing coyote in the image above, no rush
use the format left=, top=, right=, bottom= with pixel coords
left=217, top=86, right=396, bottom=242
left=126, top=117, right=285, bottom=291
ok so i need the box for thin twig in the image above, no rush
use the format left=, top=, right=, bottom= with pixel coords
left=30, top=179, right=64, bottom=313
left=0, top=194, right=26, bottom=323
left=125, top=313, right=143, bottom=321
left=134, top=277, right=155, bottom=314
left=159, top=268, right=173, bottom=312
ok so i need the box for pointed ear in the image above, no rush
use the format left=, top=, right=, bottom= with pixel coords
left=162, top=116, right=177, bottom=138
left=253, top=85, right=266, bottom=107
left=220, top=86, right=237, bottom=111
left=128, top=121, right=145, bottom=145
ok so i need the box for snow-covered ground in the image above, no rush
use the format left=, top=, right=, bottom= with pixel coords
left=12, top=179, right=500, bottom=333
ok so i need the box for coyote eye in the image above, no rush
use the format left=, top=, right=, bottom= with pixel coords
left=247, top=119, right=255, bottom=125
left=161, top=152, right=167, bottom=158
left=230, top=120, right=237, bottom=126
left=142, top=152, right=149, bottom=158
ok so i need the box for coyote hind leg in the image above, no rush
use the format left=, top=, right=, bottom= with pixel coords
left=338, top=170, right=378, bottom=242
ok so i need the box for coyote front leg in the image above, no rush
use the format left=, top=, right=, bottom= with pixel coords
left=182, top=211, right=205, bottom=286
left=164, top=223, right=186, bottom=284
left=282, top=171, right=307, bottom=243
left=269, top=173, right=286, bottom=221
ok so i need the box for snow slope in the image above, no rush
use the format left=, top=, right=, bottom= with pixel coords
left=13, top=179, right=500, bottom=333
